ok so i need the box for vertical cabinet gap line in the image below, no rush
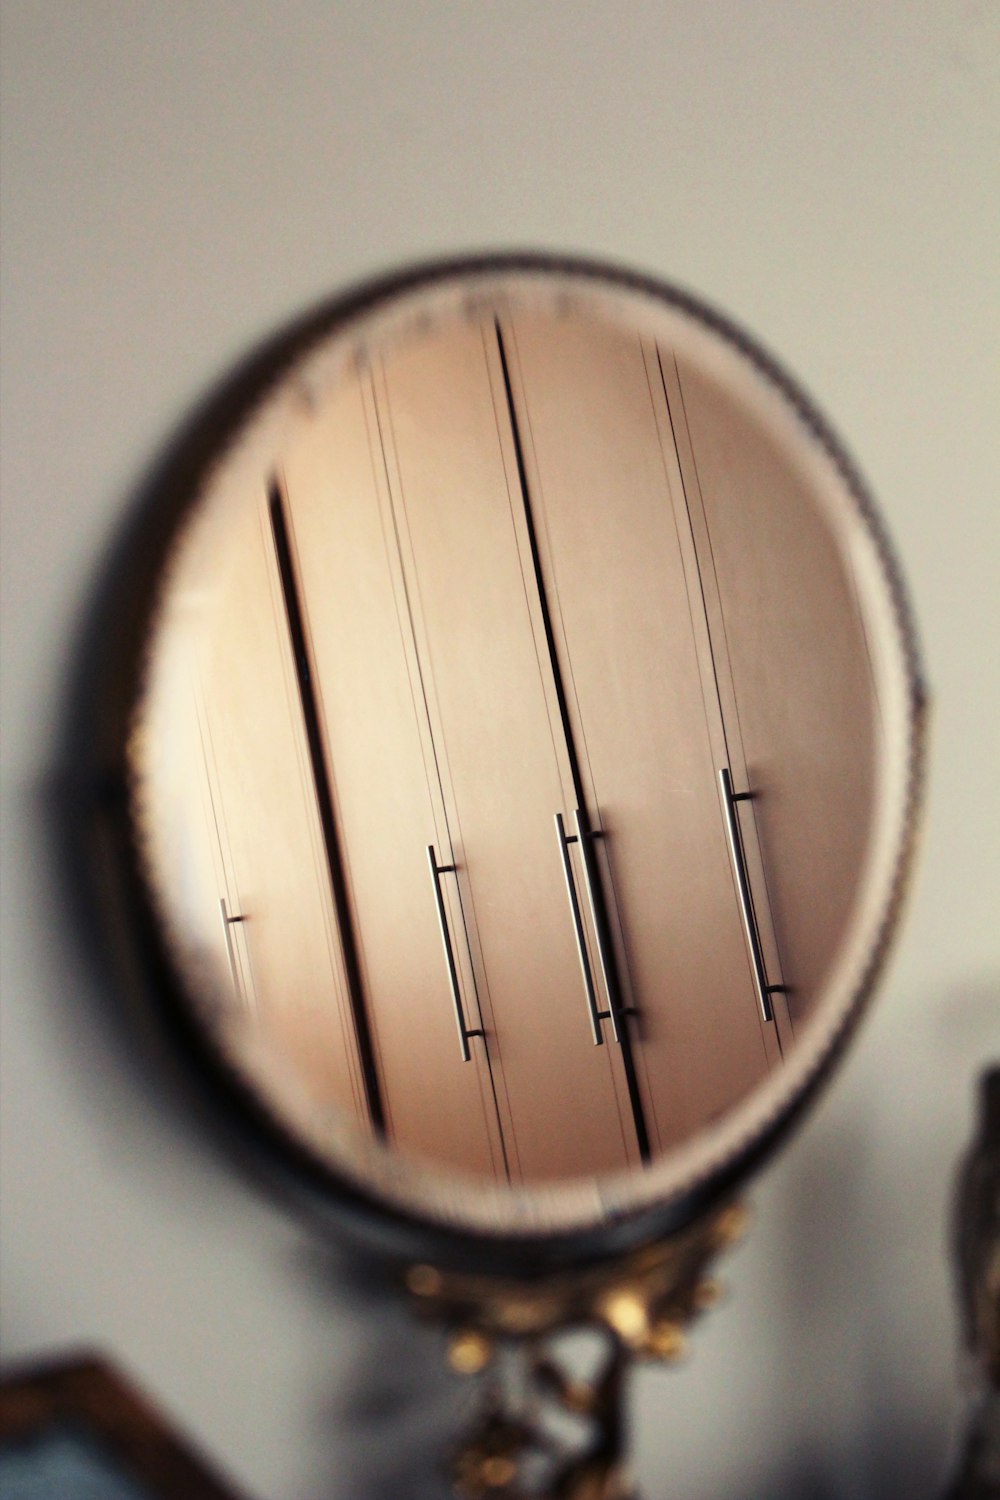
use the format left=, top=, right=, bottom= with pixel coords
left=268, top=478, right=387, bottom=1137
left=654, top=345, right=733, bottom=775
left=493, top=318, right=652, bottom=1165
left=656, top=345, right=789, bottom=1058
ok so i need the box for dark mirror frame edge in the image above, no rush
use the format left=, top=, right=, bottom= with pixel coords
left=57, top=250, right=928, bottom=1281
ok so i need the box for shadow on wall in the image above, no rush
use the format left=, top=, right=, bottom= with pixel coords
left=768, top=982, right=999, bottom=1500
left=291, top=1242, right=462, bottom=1500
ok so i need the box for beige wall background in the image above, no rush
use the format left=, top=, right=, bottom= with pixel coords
left=1, top=4, right=997, bottom=1497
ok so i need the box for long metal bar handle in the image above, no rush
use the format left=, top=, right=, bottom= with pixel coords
left=427, top=845, right=484, bottom=1063
left=220, top=897, right=246, bottom=1007
left=555, top=812, right=606, bottom=1046
left=573, top=808, right=623, bottom=1044
left=719, top=767, right=778, bottom=1025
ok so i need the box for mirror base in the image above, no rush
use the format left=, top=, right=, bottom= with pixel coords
left=404, top=1202, right=749, bottom=1497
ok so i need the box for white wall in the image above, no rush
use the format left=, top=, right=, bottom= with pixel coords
left=2, top=5, right=997, bottom=1497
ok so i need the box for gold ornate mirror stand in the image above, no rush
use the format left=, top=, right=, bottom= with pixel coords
left=404, top=1203, right=749, bottom=1497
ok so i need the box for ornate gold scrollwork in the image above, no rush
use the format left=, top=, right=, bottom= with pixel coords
left=405, top=1204, right=750, bottom=1498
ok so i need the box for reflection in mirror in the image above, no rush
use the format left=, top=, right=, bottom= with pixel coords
left=132, top=269, right=895, bottom=1200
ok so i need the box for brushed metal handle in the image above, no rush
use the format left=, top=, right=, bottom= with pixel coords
left=573, top=808, right=624, bottom=1044
left=555, top=812, right=607, bottom=1046
left=719, top=767, right=779, bottom=1024
left=220, top=897, right=247, bottom=1006
left=427, top=845, right=483, bottom=1063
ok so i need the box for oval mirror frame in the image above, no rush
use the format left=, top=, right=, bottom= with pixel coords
left=82, top=253, right=926, bottom=1277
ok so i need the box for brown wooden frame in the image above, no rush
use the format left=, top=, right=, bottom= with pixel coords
left=0, top=1355, right=247, bottom=1500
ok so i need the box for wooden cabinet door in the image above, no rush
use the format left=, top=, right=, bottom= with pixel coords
left=376, top=321, right=639, bottom=1182
left=664, top=353, right=879, bottom=1026
left=196, top=490, right=370, bottom=1126
left=502, top=311, right=777, bottom=1153
left=279, top=371, right=507, bottom=1182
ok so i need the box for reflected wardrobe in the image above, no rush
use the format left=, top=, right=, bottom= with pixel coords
left=187, top=308, right=877, bottom=1184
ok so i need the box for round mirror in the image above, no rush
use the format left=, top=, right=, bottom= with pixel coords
left=105, top=256, right=923, bottom=1267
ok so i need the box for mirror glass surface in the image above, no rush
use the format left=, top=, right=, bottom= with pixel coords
left=126, top=263, right=920, bottom=1235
